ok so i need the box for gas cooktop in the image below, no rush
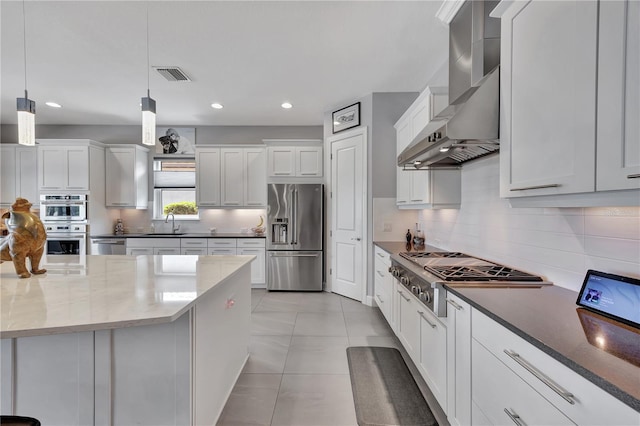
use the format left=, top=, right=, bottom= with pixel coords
left=399, top=251, right=546, bottom=282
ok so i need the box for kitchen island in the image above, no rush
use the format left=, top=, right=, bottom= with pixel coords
left=0, top=254, right=254, bottom=425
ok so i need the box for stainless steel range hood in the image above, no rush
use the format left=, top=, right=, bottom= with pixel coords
left=398, top=0, right=501, bottom=169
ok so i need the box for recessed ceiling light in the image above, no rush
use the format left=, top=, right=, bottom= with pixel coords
left=439, top=146, right=450, bottom=152
left=211, top=103, right=223, bottom=109
left=281, top=102, right=293, bottom=109
left=45, top=101, right=62, bottom=108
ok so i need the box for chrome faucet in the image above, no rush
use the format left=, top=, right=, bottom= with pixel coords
left=165, top=213, right=180, bottom=234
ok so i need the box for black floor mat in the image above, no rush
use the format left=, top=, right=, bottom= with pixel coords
left=346, top=346, right=437, bottom=426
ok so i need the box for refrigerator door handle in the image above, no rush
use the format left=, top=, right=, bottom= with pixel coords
left=292, top=188, right=298, bottom=245
left=269, top=253, right=319, bottom=258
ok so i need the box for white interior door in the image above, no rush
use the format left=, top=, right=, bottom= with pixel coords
left=330, top=128, right=366, bottom=301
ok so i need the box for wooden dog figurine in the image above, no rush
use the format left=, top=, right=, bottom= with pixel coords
left=0, top=198, right=47, bottom=278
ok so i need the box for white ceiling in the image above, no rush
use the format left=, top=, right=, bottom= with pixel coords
left=1, top=1, right=449, bottom=127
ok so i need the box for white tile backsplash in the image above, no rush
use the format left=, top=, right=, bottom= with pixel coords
left=418, top=155, right=640, bottom=292
left=372, top=198, right=419, bottom=241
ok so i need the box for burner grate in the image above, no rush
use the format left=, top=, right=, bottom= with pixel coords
left=400, top=252, right=470, bottom=259
left=424, top=265, right=543, bottom=282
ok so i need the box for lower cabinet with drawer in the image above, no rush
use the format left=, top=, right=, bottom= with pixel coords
left=472, top=309, right=639, bottom=426
left=126, top=238, right=181, bottom=255
left=208, top=238, right=266, bottom=288
left=374, top=247, right=394, bottom=329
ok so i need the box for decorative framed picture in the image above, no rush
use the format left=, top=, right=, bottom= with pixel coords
left=332, top=102, right=360, bottom=134
left=156, top=127, right=196, bottom=154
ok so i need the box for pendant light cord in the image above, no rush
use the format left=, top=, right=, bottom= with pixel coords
left=22, top=0, right=28, bottom=96
left=146, top=1, right=150, bottom=97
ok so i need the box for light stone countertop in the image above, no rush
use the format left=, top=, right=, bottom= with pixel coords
left=0, top=254, right=254, bottom=339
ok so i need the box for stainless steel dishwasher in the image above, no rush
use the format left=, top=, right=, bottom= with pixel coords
left=90, top=237, right=126, bottom=255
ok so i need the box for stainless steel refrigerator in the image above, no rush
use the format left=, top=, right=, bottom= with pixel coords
left=267, top=183, right=323, bottom=291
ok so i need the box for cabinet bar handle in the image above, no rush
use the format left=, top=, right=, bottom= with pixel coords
left=274, top=172, right=290, bottom=175
left=503, top=350, right=575, bottom=404
left=376, top=271, right=384, bottom=277
left=510, top=184, right=560, bottom=191
left=504, top=409, right=525, bottom=426
left=627, top=174, right=640, bottom=179
left=377, top=252, right=384, bottom=257
left=396, top=290, right=410, bottom=302
left=417, top=311, right=436, bottom=328
left=376, top=294, right=384, bottom=304
left=446, top=299, right=463, bottom=310
left=110, top=202, right=129, bottom=205
left=67, top=186, right=86, bottom=189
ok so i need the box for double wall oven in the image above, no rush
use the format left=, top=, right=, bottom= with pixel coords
left=40, top=194, right=88, bottom=258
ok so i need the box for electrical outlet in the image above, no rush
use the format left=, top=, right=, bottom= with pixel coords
left=383, top=223, right=392, bottom=232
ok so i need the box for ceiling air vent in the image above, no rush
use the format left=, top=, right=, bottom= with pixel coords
left=154, top=66, right=191, bottom=82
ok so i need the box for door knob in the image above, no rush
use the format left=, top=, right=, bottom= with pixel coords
left=351, top=237, right=361, bottom=241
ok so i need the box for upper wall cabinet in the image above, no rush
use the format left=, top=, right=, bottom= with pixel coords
left=105, top=145, right=149, bottom=209
left=195, top=147, right=221, bottom=207
left=0, top=145, right=38, bottom=207
left=395, top=87, right=460, bottom=209
left=37, top=139, right=105, bottom=192
left=498, top=0, right=639, bottom=206
left=196, top=145, right=266, bottom=208
left=597, top=0, right=639, bottom=191
left=264, top=139, right=323, bottom=179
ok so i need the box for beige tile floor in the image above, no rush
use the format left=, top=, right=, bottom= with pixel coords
left=216, top=289, right=401, bottom=426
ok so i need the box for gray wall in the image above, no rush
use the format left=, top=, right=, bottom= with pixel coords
left=371, top=92, right=419, bottom=198
left=1, top=124, right=322, bottom=145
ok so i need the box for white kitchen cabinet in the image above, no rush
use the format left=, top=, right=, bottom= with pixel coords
left=0, top=145, right=38, bottom=207
left=195, top=147, right=221, bottom=207
left=499, top=0, right=598, bottom=198
left=126, top=247, right=153, bottom=255
left=106, top=145, right=149, bottom=209
left=126, top=238, right=180, bottom=256
left=395, top=87, right=459, bottom=209
left=244, top=147, right=267, bottom=207
left=498, top=0, right=639, bottom=205
left=207, top=238, right=266, bottom=286
left=221, top=148, right=244, bottom=206
left=36, top=140, right=106, bottom=194
left=266, top=146, right=295, bottom=177
left=219, top=147, right=266, bottom=208
left=445, top=293, right=471, bottom=426
left=264, top=140, right=323, bottom=178
left=395, top=283, right=420, bottom=360
left=181, top=241, right=207, bottom=255
left=472, top=309, right=639, bottom=426
left=38, top=145, right=89, bottom=191
left=597, top=0, right=640, bottom=191
left=374, top=247, right=395, bottom=331
left=418, top=305, right=448, bottom=409
left=471, top=338, right=574, bottom=426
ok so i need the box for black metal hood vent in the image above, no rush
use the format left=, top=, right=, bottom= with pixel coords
left=398, top=0, right=500, bottom=169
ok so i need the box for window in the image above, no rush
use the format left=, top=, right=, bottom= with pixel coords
left=153, top=158, right=198, bottom=220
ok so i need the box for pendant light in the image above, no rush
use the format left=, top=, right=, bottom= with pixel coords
left=17, top=0, right=35, bottom=146
left=141, top=2, right=156, bottom=146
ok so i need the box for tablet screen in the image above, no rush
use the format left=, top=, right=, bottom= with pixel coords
left=576, top=270, right=640, bottom=329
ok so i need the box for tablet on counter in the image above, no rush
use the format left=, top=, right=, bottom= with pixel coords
left=576, top=269, right=640, bottom=329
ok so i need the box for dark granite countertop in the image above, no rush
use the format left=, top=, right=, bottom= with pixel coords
left=373, top=241, right=640, bottom=412
left=90, top=233, right=265, bottom=239
left=373, top=241, right=442, bottom=254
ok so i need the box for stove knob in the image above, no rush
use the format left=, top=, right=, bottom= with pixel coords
left=388, top=266, right=397, bottom=275
left=411, top=285, right=420, bottom=295
left=420, top=291, right=431, bottom=303
left=400, top=276, right=410, bottom=285
left=391, top=268, right=401, bottom=278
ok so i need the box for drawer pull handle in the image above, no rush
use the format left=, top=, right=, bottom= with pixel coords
left=510, top=183, right=560, bottom=191
left=504, top=408, right=525, bottom=426
left=503, top=350, right=575, bottom=404
left=396, top=290, right=411, bottom=302
left=377, top=271, right=384, bottom=277
left=446, top=299, right=463, bottom=310
left=376, top=294, right=384, bottom=304
left=417, top=311, right=436, bottom=328
left=628, top=174, right=640, bottom=179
